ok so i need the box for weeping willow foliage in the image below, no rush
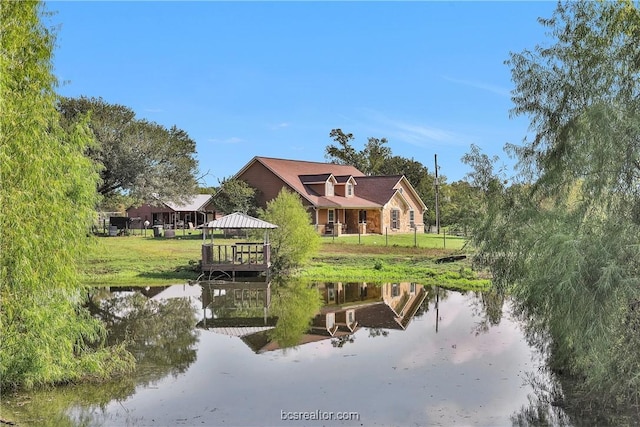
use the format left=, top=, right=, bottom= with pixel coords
left=0, top=1, right=134, bottom=390
left=468, top=1, right=640, bottom=405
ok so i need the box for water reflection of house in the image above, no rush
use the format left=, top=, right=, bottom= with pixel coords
left=311, top=308, right=357, bottom=336
left=243, top=329, right=358, bottom=353
left=196, top=282, right=426, bottom=354
left=320, top=282, right=383, bottom=305
left=317, top=282, right=427, bottom=330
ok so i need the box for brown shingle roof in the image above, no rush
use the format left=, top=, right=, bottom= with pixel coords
left=353, top=175, right=403, bottom=205
left=299, top=173, right=333, bottom=184
left=243, top=157, right=366, bottom=206
left=315, top=195, right=381, bottom=208
left=237, top=157, right=425, bottom=210
left=334, top=175, right=355, bottom=184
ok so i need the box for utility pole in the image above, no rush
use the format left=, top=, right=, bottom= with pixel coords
left=434, top=154, right=440, bottom=234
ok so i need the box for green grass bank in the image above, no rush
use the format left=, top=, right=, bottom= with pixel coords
left=82, top=231, right=489, bottom=291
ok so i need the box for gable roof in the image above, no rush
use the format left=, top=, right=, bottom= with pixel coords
left=355, top=175, right=427, bottom=211
left=334, top=175, right=356, bottom=184
left=237, top=157, right=365, bottom=205
left=354, top=287, right=427, bottom=330
left=163, top=194, right=213, bottom=212
left=354, top=175, right=403, bottom=205
left=236, top=156, right=426, bottom=210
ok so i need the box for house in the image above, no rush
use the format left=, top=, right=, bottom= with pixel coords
left=126, top=194, right=216, bottom=229
left=233, top=156, right=427, bottom=235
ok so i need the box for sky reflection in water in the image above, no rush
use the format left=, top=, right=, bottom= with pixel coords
left=67, top=283, right=552, bottom=427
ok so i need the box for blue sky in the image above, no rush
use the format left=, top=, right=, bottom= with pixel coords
left=46, top=1, right=557, bottom=187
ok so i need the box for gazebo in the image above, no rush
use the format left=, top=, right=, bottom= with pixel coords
left=199, top=212, right=278, bottom=281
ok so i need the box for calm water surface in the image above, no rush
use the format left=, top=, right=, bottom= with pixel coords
left=3, top=282, right=574, bottom=426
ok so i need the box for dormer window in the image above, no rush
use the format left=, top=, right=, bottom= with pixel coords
left=346, top=183, right=353, bottom=197
left=326, top=180, right=334, bottom=196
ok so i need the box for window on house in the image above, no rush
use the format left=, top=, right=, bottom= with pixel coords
left=409, top=210, right=415, bottom=228
left=391, top=209, right=400, bottom=229
left=328, top=209, right=335, bottom=223
left=326, top=181, right=334, bottom=196
left=391, top=283, right=400, bottom=297
left=346, top=183, right=353, bottom=196
left=359, top=210, right=367, bottom=224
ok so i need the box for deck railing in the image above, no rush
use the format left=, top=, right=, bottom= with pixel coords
left=202, top=243, right=271, bottom=268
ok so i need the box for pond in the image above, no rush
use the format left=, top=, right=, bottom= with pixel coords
left=1, top=281, right=631, bottom=426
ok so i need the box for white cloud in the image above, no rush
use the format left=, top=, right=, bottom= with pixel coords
left=390, top=121, right=456, bottom=145
left=270, top=122, right=291, bottom=130
left=357, top=108, right=465, bottom=148
left=442, top=76, right=510, bottom=97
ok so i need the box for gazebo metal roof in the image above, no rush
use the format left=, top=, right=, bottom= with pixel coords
left=205, top=212, right=278, bottom=229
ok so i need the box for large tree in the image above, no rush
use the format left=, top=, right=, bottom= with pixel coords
left=439, top=180, right=483, bottom=235
left=325, top=129, right=391, bottom=176
left=58, top=96, right=199, bottom=207
left=0, top=1, right=133, bottom=390
left=468, top=0, right=640, bottom=406
left=213, top=177, right=259, bottom=216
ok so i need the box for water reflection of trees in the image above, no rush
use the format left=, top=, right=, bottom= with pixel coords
left=510, top=367, right=640, bottom=426
left=366, top=328, right=389, bottom=338
left=331, top=334, right=355, bottom=347
left=90, top=292, right=198, bottom=380
left=88, top=291, right=200, bottom=381
left=510, top=370, right=571, bottom=427
left=413, top=286, right=506, bottom=336
left=510, top=327, right=640, bottom=426
left=269, top=279, right=323, bottom=349
left=470, top=288, right=505, bottom=336
left=5, top=288, right=201, bottom=427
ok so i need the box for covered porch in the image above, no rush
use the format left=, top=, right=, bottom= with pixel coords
left=314, top=208, right=382, bottom=236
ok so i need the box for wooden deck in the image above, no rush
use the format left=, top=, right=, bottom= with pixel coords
left=201, top=242, right=271, bottom=274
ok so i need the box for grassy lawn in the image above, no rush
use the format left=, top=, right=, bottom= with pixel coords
left=82, top=233, right=206, bottom=286
left=320, top=231, right=467, bottom=250
left=82, top=231, right=488, bottom=291
left=304, top=236, right=488, bottom=290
